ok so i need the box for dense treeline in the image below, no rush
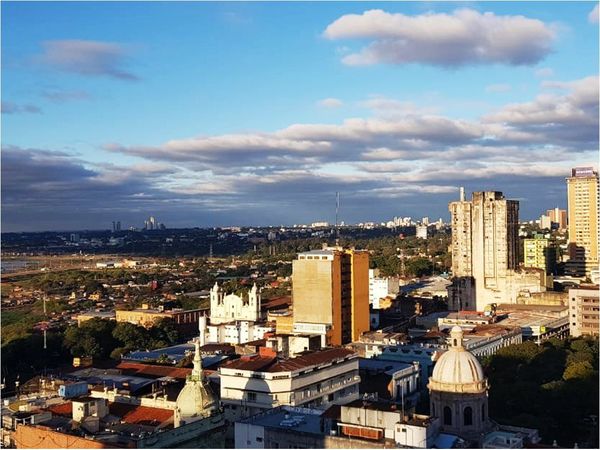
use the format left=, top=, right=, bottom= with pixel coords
left=63, top=317, right=181, bottom=360
left=484, top=338, right=599, bottom=447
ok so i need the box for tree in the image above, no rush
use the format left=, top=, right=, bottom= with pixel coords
left=563, top=361, right=595, bottom=381
left=151, top=318, right=180, bottom=346
left=112, top=322, right=149, bottom=350
left=405, top=258, right=434, bottom=277
left=63, top=318, right=117, bottom=358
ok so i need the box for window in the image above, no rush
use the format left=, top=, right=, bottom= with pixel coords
left=482, top=404, right=486, bottom=421
left=463, top=407, right=473, bottom=426
left=247, top=392, right=257, bottom=402
left=444, top=406, right=452, bottom=426
left=256, top=437, right=263, bottom=442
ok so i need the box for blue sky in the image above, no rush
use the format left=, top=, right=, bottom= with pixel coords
left=2, top=1, right=599, bottom=231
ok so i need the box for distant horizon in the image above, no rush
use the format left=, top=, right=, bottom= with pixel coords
left=2, top=2, right=598, bottom=232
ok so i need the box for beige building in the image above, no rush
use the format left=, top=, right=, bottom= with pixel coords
left=292, top=246, right=369, bottom=346
left=219, top=348, right=360, bottom=421
left=546, top=208, right=567, bottom=231
left=447, top=190, right=520, bottom=311
left=115, top=305, right=203, bottom=335
left=566, top=167, right=599, bottom=278
left=568, top=285, right=599, bottom=337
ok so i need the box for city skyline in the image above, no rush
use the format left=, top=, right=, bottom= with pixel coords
left=2, top=2, right=599, bottom=232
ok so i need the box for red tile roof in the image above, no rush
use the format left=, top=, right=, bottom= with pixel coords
left=48, top=401, right=72, bottom=417
left=108, top=402, right=173, bottom=426
left=116, top=362, right=191, bottom=380
left=222, top=348, right=356, bottom=373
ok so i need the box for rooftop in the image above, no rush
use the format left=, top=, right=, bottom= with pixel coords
left=222, top=348, right=356, bottom=373
left=239, top=406, right=324, bottom=435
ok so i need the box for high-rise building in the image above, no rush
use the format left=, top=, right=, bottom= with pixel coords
left=546, top=207, right=567, bottom=231
left=447, top=190, right=519, bottom=311
left=566, top=167, right=599, bottom=277
left=292, top=246, right=369, bottom=346
left=523, top=234, right=557, bottom=275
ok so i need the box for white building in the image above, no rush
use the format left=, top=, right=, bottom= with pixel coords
left=416, top=225, right=430, bottom=240
left=209, top=282, right=262, bottom=324
left=369, top=269, right=400, bottom=309
left=219, top=348, right=360, bottom=421
left=206, top=320, right=274, bottom=345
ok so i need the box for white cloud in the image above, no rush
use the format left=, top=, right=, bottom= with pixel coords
left=323, top=8, right=556, bottom=67
left=317, top=97, right=344, bottom=109
left=485, top=84, right=512, bottom=93
left=589, top=4, right=599, bottom=24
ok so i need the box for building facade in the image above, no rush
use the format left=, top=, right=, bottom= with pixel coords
left=292, top=247, right=369, bottom=346
left=219, top=348, right=360, bottom=422
left=523, top=235, right=557, bottom=276
left=448, top=190, right=523, bottom=311
left=566, top=167, right=599, bottom=277
left=568, top=285, right=599, bottom=337
left=209, top=282, right=262, bottom=324
left=368, top=269, right=400, bottom=310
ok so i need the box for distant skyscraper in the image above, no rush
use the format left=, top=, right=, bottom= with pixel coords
left=546, top=207, right=567, bottom=231
left=292, top=246, right=369, bottom=346
left=566, top=167, right=599, bottom=277
left=447, top=190, right=519, bottom=311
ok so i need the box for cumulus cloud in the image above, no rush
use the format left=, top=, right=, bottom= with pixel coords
left=589, top=4, right=599, bottom=24
left=317, top=97, right=344, bottom=108
left=1, top=101, right=42, bottom=114
left=323, top=9, right=555, bottom=67
left=36, top=40, right=139, bottom=80
left=484, top=75, right=599, bottom=146
left=4, top=75, right=597, bottom=230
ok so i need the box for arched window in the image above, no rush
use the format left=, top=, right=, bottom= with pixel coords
left=463, top=406, right=473, bottom=426
left=443, top=406, right=452, bottom=426
left=481, top=404, right=486, bottom=421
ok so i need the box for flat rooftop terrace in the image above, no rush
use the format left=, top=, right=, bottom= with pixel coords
left=240, top=407, right=323, bottom=435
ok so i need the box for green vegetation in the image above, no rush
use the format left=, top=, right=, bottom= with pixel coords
left=485, top=337, right=599, bottom=447
left=62, top=317, right=181, bottom=359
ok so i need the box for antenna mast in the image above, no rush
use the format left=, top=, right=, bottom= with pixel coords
left=335, top=192, right=340, bottom=245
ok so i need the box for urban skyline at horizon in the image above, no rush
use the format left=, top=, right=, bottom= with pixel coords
left=2, top=2, right=599, bottom=232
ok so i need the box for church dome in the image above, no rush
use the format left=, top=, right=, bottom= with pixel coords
left=428, top=326, right=487, bottom=394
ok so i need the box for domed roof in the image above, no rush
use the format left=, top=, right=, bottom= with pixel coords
left=428, top=326, right=487, bottom=394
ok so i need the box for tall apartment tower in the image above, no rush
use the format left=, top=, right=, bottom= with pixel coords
left=448, top=190, right=519, bottom=311
left=292, top=246, right=369, bottom=346
left=566, top=167, right=599, bottom=278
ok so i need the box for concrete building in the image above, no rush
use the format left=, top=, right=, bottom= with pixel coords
left=368, top=269, right=400, bottom=310
left=546, top=208, right=567, bottom=231
left=523, top=235, right=557, bottom=276
left=206, top=320, right=273, bottom=345
left=115, top=306, right=203, bottom=336
left=292, top=246, right=369, bottom=346
left=416, top=225, right=430, bottom=240
left=209, top=282, right=262, bottom=324
left=76, top=310, right=116, bottom=325
left=448, top=190, right=519, bottom=311
left=448, top=190, right=546, bottom=311
left=219, top=348, right=360, bottom=422
left=568, top=285, right=599, bottom=337
left=566, top=167, right=599, bottom=277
